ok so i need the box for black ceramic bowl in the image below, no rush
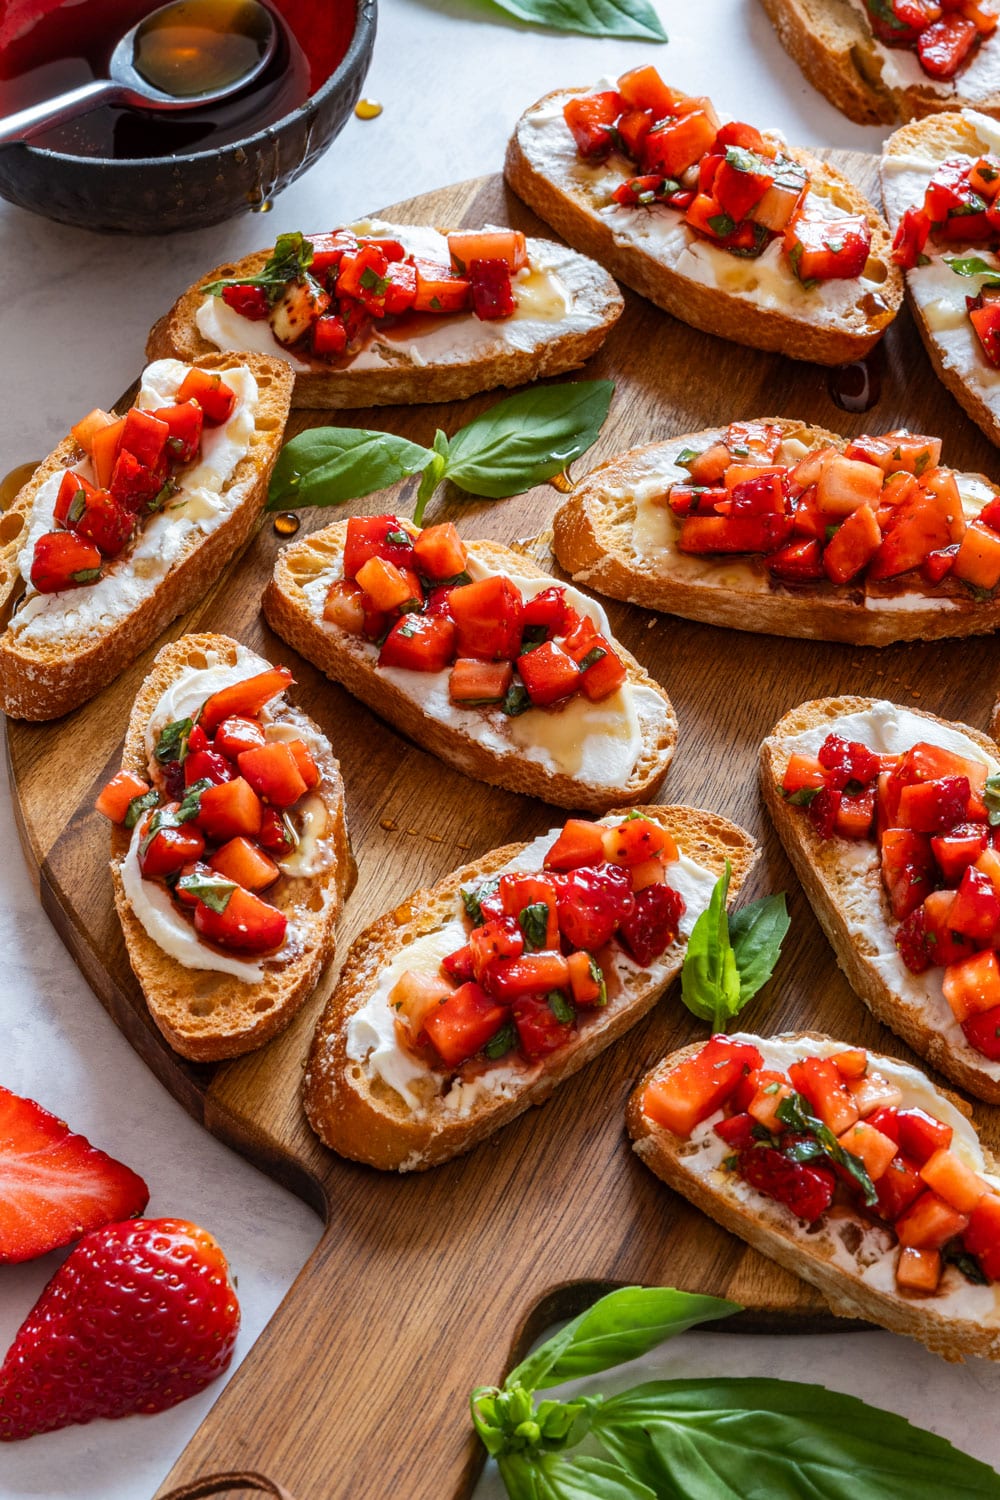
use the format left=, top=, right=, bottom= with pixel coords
left=0, top=0, right=377, bottom=235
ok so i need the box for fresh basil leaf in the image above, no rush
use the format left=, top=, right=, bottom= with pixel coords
left=477, top=0, right=665, bottom=41
left=593, top=1378, right=1000, bottom=1497
left=72, top=566, right=102, bottom=585
left=984, top=773, right=1000, bottom=826
left=727, top=893, right=790, bottom=1004
left=776, top=1091, right=877, bottom=1206
left=498, top=1450, right=656, bottom=1500
left=442, top=382, right=613, bottom=500
left=124, top=788, right=159, bottom=830
left=503, top=683, right=532, bottom=717
left=548, top=990, right=575, bottom=1025
left=462, top=875, right=500, bottom=927
left=505, top=1287, right=740, bottom=1394
left=679, top=862, right=741, bottom=1033
left=782, top=785, right=820, bottom=806
left=175, top=871, right=237, bottom=913
left=519, top=902, right=550, bottom=951
left=485, top=1022, right=516, bottom=1060
left=155, top=716, right=194, bottom=765
left=266, top=428, right=434, bottom=510
left=945, top=255, right=1000, bottom=278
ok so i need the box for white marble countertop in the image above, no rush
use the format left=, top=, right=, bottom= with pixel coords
left=2, top=2, right=999, bottom=1497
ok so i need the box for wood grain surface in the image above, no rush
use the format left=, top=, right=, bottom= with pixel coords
left=7, top=158, right=1000, bottom=1500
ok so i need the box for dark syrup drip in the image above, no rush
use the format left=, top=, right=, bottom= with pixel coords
left=827, top=347, right=883, bottom=414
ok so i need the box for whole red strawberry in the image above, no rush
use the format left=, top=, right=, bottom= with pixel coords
left=0, top=1217, right=240, bottom=1440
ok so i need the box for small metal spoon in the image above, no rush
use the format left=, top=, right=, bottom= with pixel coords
left=0, top=0, right=277, bottom=148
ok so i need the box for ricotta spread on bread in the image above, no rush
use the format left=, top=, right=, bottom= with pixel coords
left=301, top=550, right=667, bottom=788
left=778, top=701, right=1000, bottom=1080
left=676, top=1032, right=1000, bottom=1321
left=10, top=359, right=258, bottom=646
left=519, top=88, right=887, bottom=327
left=194, top=219, right=598, bottom=373
left=345, top=821, right=718, bottom=1119
left=121, top=643, right=339, bottom=981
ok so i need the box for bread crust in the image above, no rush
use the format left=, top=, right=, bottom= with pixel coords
left=553, top=418, right=1000, bottom=646
left=881, top=112, right=1000, bottom=449
left=305, top=805, right=758, bottom=1171
left=628, top=1030, right=1000, bottom=1362
left=760, top=695, right=1000, bottom=1102
left=262, top=525, right=677, bottom=813
left=505, top=90, right=901, bottom=366
left=759, top=0, right=1000, bottom=125
left=0, top=353, right=293, bottom=722
left=145, top=234, right=623, bottom=410
left=109, top=632, right=356, bottom=1062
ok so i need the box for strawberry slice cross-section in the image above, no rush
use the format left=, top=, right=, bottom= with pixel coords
left=0, top=1085, right=148, bottom=1263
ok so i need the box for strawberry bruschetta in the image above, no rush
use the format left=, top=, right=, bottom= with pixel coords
left=0, top=355, right=292, bottom=721
left=305, top=806, right=757, bottom=1170
left=98, top=633, right=354, bottom=1061
left=147, top=223, right=623, bottom=408
left=505, top=65, right=901, bottom=364
left=553, top=417, right=1000, bottom=645
left=761, top=696, right=1000, bottom=1102
left=262, top=516, right=677, bottom=812
left=883, top=109, right=1000, bottom=445
left=629, top=1031, right=1000, bottom=1361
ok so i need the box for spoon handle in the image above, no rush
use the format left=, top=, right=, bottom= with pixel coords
left=0, top=81, right=125, bottom=147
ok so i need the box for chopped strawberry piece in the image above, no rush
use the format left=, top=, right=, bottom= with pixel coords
left=895, top=904, right=933, bottom=974
left=176, top=367, right=236, bottom=425
left=0, top=1087, right=148, bottom=1264
left=30, top=531, right=102, bottom=593
left=423, top=981, right=507, bottom=1066
left=807, top=784, right=841, bottom=839
left=221, top=284, right=270, bottom=320
left=617, top=883, right=685, bottom=965
left=0, top=1218, right=238, bottom=1439
left=892, top=207, right=931, bottom=269
left=881, top=828, right=935, bottom=920
left=544, top=819, right=607, bottom=872
left=194, top=885, right=287, bottom=954
left=738, top=1144, right=836, bottom=1222
left=237, top=742, right=308, bottom=808
left=563, top=90, right=622, bottom=158
left=918, top=13, right=979, bottom=76
left=965, top=1194, right=1000, bottom=1279
left=817, top=733, right=880, bottom=789
left=379, top=613, right=456, bottom=673
left=555, top=863, right=635, bottom=949
left=512, top=994, right=576, bottom=1060
left=641, top=1036, right=764, bottom=1137
left=962, top=1004, right=1000, bottom=1060
left=469, top=258, right=515, bottom=320
left=343, top=515, right=415, bottom=579
left=898, top=775, right=971, bottom=833
left=184, top=747, right=234, bottom=787
left=94, top=770, right=150, bottom=824
left=714, top=1112, right=757, bottom=1150
left=875, top=1153, right=925, bottom=1221
left=153, top=400, right=203, bottom=464
left=896, top=1108, right=953, bottom=1165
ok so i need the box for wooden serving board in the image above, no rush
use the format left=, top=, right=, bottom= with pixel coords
left=8, top=159, right=1000, bottom=1500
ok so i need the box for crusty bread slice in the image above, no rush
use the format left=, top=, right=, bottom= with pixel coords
left=505, top=89, right=901, bottom=366
left=760, top=695, right=1000, bottom=1102
left=109, top=633, right=355, bottom=1062
left=759, top=0, right=1000, bottom=125
left=305, top=804, right=757, bottom=1171
left=145, top=228, right=623, bottom=410
left=881, top=112, right=1000, bottom=448
left=263, top=524, right=677, bottom=813
left=553, top=418, right=1000, bottom=647
left=628, top=1029, right=1000, bottom=1362
left=0, top=353, right=293, bottom=722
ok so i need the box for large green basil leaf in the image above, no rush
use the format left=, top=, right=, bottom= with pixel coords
left=266, top=427, right=433, bottom=510
left=482, top=0, right=665, bottom=40
left=442, top=382, right=614, bottom=499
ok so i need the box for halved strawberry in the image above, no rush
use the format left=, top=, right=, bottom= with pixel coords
left=0, top=1217, right=239, bottom=1439
left=0, top=1087, right=148, bottom=1264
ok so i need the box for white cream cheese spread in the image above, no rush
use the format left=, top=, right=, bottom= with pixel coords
left=194, top=219, right=599, bottom=372
left=675, top=1032, right=1000, bottom=1321
left=779, top=701, right=1000, bottom=1081
left=345, top=819, right=719, bottom=1127
left=520, top=91, right=885, bottom=328
left=303, top=548, right=669, bottom=788
left=123, top=643, right=337, bottom=979
left=12, top=359, right=258, bottom=646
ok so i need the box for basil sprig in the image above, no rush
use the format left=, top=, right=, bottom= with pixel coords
left=266, top=382, right=614, bottom=525
left=680, top=862, right=790, bottom=1032
left=472, top=1287, right=1000, bottom=1499
left=472, top=0, right=665, bottom=39
left=946, top=255, right=1000, bottom=283
left=201, top=231, right=315, bottom=302
left=776, top=1091, right=878, bottom=1206
left=155, top=716, right=194, bottom=765
left=175, top=870, right=237, bottom=913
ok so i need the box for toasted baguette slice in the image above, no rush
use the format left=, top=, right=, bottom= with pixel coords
left=553, top=418, right=1000, bottom=646
left=146, top=220, right=623, bottom=409
left=761, top=695, right=1000, bottom=1102
left=881, top=111, right=1000, bottom=448
left=263, top=524, right=677, bottom=813
left=0, top=354, right=293, bottom=721
left=305, top=805, right=757, bottom=1171
left=628, top=1030, right=1000, bottom=1362
left=759, top=0, right=1000, bottom=126
left=109, top=633, right=355, bottom=1061
left=505, top=87, right=901, bottom=365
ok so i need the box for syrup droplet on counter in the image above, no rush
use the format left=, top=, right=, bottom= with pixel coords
left=548, top=470, right=575, bottom=493
left=272, top=512, right=301, bottom=536
left=0, top=461, right=39, bottom=510
left=355, top=97, right=383, bottom=120
left=828, top=348, right=882, bottom=414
